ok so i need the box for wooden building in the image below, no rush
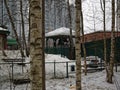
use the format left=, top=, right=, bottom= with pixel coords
left=83, top=31, right=120, bottom=62
left=0, top=27, right=10, bottom=50
left=83, top=31, right=120, bottom=42
left=45, top=27, right=75, bottom=59
left=7, top=38, right=18, bottom=50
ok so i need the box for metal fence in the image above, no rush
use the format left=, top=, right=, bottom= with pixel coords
left=1, top=60, right=120, bottom=90
left=0, top=60, right=76, bottom=83
left=0, top=60, right=77, bottom=89
left=0, top=61, right=30, bottom=90
left=45, top=61, right=76, bottom=78
left=0, top=60, right=107, bottom=81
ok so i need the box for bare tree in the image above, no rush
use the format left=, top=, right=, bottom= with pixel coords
left=30, top=0, right=45, bottom=90
left=81, top=11, right=87, bottom=75
left=100, top=0, right=110, bottom=82
left=4, top=0, right=24, bottom=57
left=75, top=0, right=82, bottom=89
left=107, top=0, right=115, bottom=83
left=67, top=0, right=74, bottom=60
left=20, top=0, right=29, bottom=57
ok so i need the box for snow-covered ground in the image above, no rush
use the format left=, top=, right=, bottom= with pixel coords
left=0, top=50, right=120, bottom=90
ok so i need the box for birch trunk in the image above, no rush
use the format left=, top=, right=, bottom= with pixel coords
left=30, top=0, right=45, bottom=90
left=107, top=0, right=115, bottom=83
left=75, top=0, right=82, bottom=90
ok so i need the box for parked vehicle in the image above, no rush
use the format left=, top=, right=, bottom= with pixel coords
left=82, top=56, right=101, bottom=68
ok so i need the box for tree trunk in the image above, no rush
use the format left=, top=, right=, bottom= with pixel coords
left=67, top=0, right=74, bottom=60
left=20, top=0, right=29, bottom=57
left=30, top=0, right=45, bottom=90
left=75, top=0, right=82, bottom=90
left=4, top=0, right=24, bottom=57
left=100, top=0, right=108, bottom=82
left=81, top=11, right=87, bottom=75
left=107, top=0, right=115, bottom=83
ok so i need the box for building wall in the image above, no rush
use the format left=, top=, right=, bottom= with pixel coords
left=0, top=36, right=2, bottom=49
left=84, top=31, right=120, bottom=42
left=0, top=34, right=7, bottom=49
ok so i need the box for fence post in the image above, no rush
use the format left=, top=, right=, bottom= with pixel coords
left=12, top=61, right=14, bottom=82
left=54, top=60, right=56, bottom=78
left=115, top=63, right=117, bottom=72
left=66, top=62, right=69, bottom=78
left=100, top=59, right=102, bottom=70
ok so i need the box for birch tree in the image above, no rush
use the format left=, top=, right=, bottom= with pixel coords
left=107, top=0, right=115, bottom=83
left=30, top=0, right=45, bottom=90
left=75, top=0, right=82, bottom=89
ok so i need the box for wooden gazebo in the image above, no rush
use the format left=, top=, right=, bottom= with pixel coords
left=45, top=27, right=75, bottom=59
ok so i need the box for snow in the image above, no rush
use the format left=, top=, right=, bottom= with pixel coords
left=45, top=27, right=75, bottom=37
left=0, top=27, right=7, bottom=31
left=0, top=50, right=120, bottom=90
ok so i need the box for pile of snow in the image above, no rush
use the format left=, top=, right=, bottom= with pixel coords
left=45, top=54, right=70, bottom=62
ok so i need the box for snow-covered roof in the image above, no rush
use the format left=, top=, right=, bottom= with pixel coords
left=45, top=27, right=75, bottom=37
left=0, top=27, right=10, bottom=35
left=0, top=27, right=7, bottom=31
